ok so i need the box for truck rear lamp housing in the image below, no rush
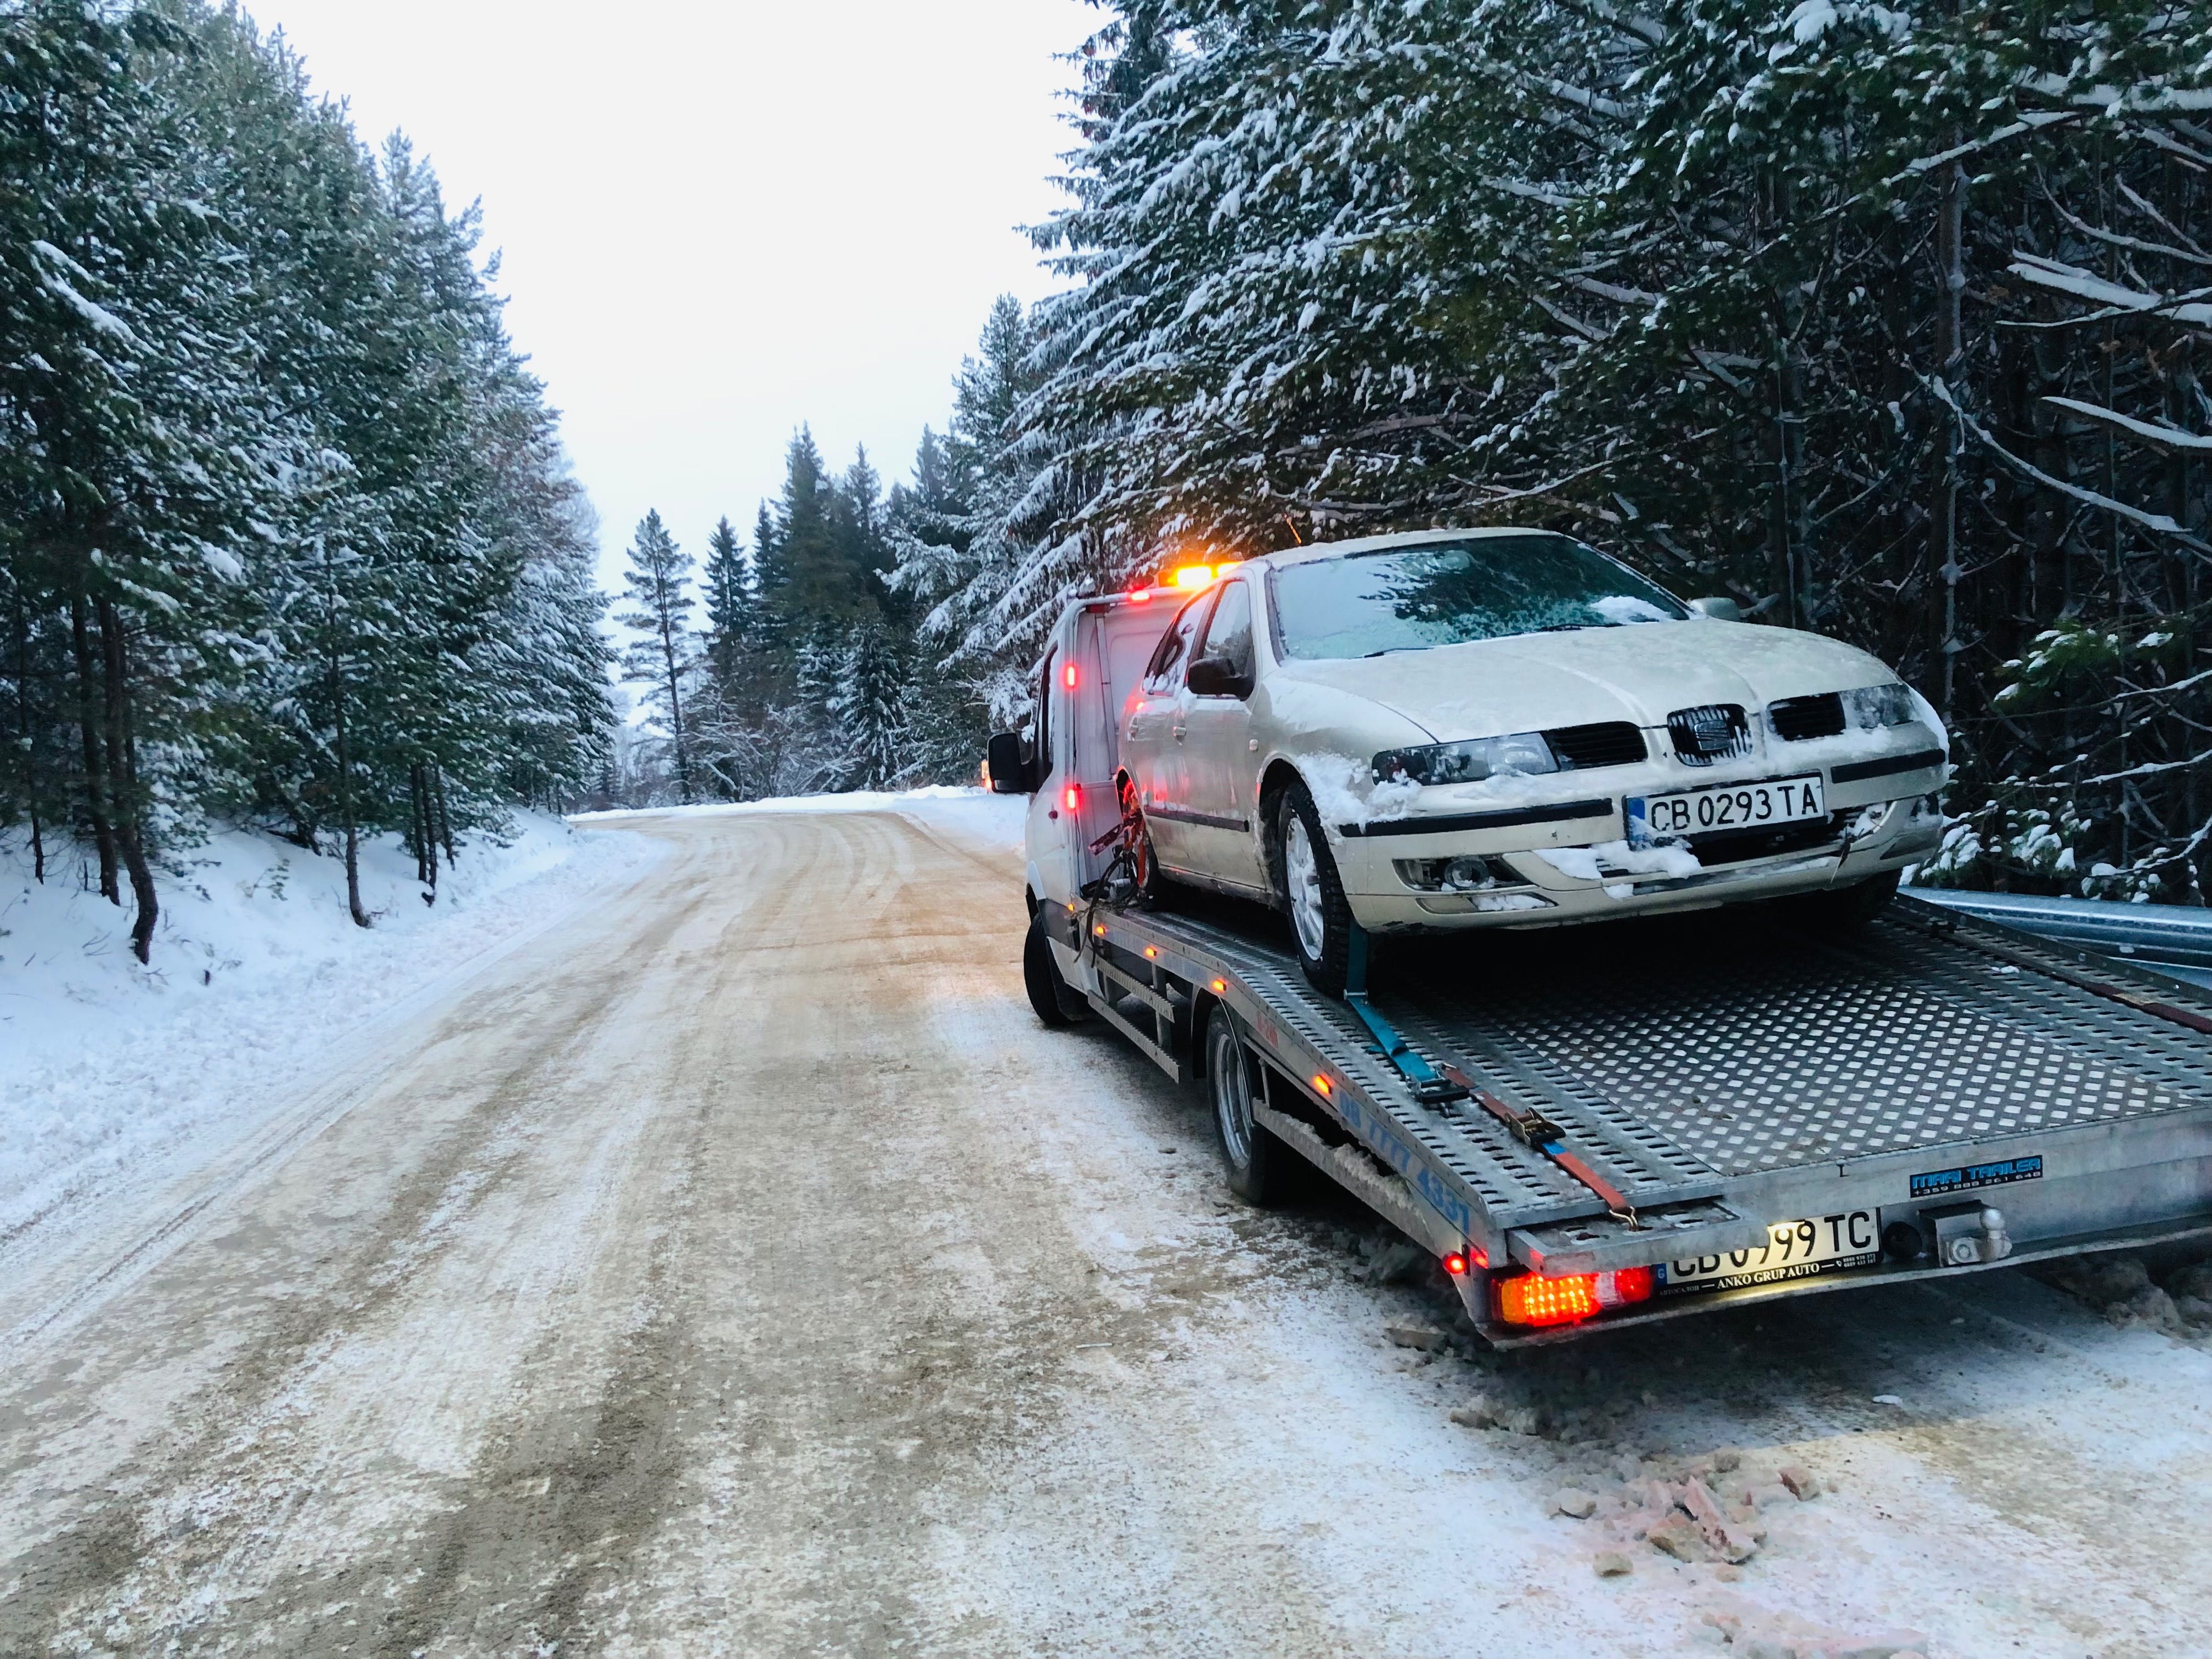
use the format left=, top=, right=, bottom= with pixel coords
left=1494, top=1266, right=1654, bottom=1328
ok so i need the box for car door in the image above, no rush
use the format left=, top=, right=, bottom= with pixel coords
left=1178, top=578, right=1266, bottom=891
left=1123, top=590, right=1215, bottom=871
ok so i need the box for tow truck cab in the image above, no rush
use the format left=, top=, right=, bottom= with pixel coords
left=998, top=585, right=1186, bottom=942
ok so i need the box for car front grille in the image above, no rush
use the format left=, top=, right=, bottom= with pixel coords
left=1544, top=721, right=1648, bottom=770
left=1768, top=692, right=1847, bottom=741
left=1668, top=703, right=1752, bottom=765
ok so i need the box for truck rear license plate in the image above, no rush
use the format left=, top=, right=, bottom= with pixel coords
left=1660, top=1211, right=1881, bottom=1294
left=1629, top=774, right=1826, bottom=844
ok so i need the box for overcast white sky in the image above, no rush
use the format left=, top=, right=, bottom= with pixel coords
left=246, top=1, right=1096, bottom=592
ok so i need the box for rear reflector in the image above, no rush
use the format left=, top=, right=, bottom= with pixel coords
left=1494, top=1266, right=1654, bottom=1328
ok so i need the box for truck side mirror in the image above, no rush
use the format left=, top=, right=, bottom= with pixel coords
left=1186, top=655, right=1252, bottom=699
left=1688, top=596, right=1744, bottom=622
left=986, top=731, right=1031, bottom=794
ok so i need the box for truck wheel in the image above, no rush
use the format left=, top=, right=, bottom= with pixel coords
left=1273, top=780, right=1355, bottom=996
left=1024, top=909, right=1088, bottom=1027
left=1207, top=1007, right=1292, bottom=1205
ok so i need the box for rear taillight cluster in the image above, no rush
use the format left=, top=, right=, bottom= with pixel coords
left=1493, top=1266, right=1655, bottom=1328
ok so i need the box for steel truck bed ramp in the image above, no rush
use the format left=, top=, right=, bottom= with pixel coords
left=1048, top=892, right=2212, bottom=1345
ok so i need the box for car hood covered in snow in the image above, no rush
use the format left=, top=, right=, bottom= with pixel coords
left=1271, top=618, right=1899, bottom=742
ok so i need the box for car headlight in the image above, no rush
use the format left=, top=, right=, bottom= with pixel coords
left=1840, top=683, right=1918, bottom=730
left=1373, top=732, right=1558, bottom=786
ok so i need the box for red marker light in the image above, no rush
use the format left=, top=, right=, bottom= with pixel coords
left=1063, top=785, right=1081, bottom=813
left=1129, top=589, right=1152, bottom=604
left=1064, top=662, right=1078, bottom=689
left=1443, top=1252, right=1471, bottom=1277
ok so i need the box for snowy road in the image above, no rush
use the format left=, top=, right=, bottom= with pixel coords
left=2, top=808, right=2208, bottom=1658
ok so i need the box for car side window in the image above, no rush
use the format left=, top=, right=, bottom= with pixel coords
left=1198, top=581, right=1253, bottom=680
left=1143, top=594, right=1215, bottom=693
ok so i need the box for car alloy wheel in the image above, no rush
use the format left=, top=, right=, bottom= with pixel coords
left=1283, top=814, right=1328, bottom=962
left=1272, top=778, right=1355, bottom=996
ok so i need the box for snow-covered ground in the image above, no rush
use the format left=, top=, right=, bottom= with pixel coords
left=572, top=783, right=1028, bottom=858
left=0, top=814, right=660, bottom=1241
left=3, top=800, right=2205, bottom=1658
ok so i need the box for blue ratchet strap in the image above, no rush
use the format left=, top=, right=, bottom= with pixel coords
left=1343, top=992, right=1471, bottom=1109
left=1341, top=925, right=1470, bottom=1108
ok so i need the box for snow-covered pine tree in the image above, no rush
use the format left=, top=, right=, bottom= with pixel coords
left=615, top=512, right=699, bottom=804
left=829, top=621, right=911, bottom=792
left=886, top=296, right=1075, bottom=727
left=702, top=516, right=753, bottom=699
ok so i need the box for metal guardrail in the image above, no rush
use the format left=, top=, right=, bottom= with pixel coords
left=1906, top=886, right=2212, bottom=990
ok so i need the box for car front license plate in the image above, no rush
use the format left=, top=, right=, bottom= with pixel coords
left=1628, top=774, right=1827, bottom=845
left=1660, top=1211, right=1882, bottom=1295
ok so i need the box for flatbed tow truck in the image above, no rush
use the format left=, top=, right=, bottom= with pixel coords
left=993, top=579, right=2212, bottom=1346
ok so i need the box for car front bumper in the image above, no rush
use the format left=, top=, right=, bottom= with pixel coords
left=1331, top=753, right=1948, bottom=933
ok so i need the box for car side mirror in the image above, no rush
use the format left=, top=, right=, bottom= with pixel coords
left=1186, top=655, right=1252, bottom=699
left=986, top=731, right=1031, bottom=794
left=1688, top=596, right=1744, bottom=622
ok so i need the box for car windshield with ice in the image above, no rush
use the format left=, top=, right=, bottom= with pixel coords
left=1268, top=535, right=1687, bottom=661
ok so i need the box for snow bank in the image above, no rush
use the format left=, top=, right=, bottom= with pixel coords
left=0, top=816, right=657, bottom=1235
left=574, top=786, right=1028, bottom=857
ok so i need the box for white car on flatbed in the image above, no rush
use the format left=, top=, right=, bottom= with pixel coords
left=987, top=560, right=2212, bottom=1344
left=1069, top=528, right=1947, bottom=991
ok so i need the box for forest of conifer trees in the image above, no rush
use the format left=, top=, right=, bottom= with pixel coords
left=0, top=3, right=612, bottom=958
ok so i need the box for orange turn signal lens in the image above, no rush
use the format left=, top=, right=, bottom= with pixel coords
left=1494, top=1267, right=1654, bottom=1328
left=1312, top=1074, right=1333, bottom=1098
left=1093, top=923, right=1108, bottom=938
left=1211, top=978, right=1227, bottom=994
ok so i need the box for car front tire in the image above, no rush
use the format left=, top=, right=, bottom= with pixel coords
left=1272, top=778, right=1355, bottom=996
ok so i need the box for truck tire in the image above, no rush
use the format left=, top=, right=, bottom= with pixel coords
left=1024, top=909, right=1089, bottom=1027
left=1207, top=1006, right=1294, bottom=1205
left=1272, top=778, right=1355, bottom=997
